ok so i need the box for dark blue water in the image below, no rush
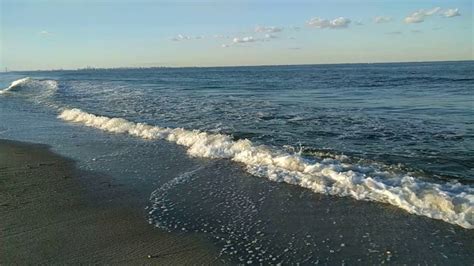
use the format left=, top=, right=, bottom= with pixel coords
left=2, top=61, right=473, bottom=181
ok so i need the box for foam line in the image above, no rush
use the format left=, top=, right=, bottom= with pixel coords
left=58, top=108, right=473, bottom=229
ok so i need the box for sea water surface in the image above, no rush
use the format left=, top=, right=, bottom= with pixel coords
left=1, top=61, right=473, bottom=264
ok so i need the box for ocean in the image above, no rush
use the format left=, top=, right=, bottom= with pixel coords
left=1, top=61, right=473, bottom=263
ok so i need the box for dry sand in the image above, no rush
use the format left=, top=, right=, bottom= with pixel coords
left=0, top=139, right=222, bottom=264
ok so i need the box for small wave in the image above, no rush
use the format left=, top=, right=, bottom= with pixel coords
left=0, top=77, right=58, bottom=95
left=58, top=108, right=473, bottom=229
left=0, top=77, right=32, bottom=94
left=0, top=77, right=60, bottom=109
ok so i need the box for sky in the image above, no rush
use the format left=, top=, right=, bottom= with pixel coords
left=0, top=0, right=472, bottom=70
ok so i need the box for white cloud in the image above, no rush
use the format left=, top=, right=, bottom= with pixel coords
left=374, top=16, right=393, bottom=24
left=354, top=20, right=364, bottom=26
left=404, top=7, right=441, bottom=23
left=425, top=7, right=441, bottom=16
left=264, top=33, right=277, bottom=39
left=171, top=34, right=190, bottom=41
left=178, top=34, right=191, bottom=40
left=232, top=36, right=256, bottom=43
left=226, top=34, right=279, bottom=47
left=443, top=8, right=461, bottom=18
left=38, top=30, right=52, bottom=36
left=255, top=26, right=283, bottom=33
left=170, top=34, right=205, bottom=41
left=307, top=17, right=351, bottom=29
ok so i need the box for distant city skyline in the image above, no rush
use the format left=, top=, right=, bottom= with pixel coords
left=1, top=0, right=472, bottom=70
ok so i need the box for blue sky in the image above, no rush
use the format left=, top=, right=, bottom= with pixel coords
left=1, top=0, right=472, bottom=70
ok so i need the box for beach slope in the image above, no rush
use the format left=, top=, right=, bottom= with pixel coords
left=0, top=139, right=220, bottom=264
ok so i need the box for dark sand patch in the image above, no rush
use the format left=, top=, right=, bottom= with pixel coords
left=0, top=139, right=222, bottom=264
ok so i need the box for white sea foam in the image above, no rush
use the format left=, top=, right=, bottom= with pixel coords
left=58, top=108, right=474, bottom=229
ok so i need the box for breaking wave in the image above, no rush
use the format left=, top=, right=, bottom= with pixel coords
left=0, top=77, right=58, bottom=94
left=58, top=108, right=474, bottom=229
left=0, top=77, right=32, bottom=94
left=0, top=77, right=60, bottom=108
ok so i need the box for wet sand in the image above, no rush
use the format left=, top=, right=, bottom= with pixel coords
left=0, top=139, right=221, bottom=264
left=149, top=160, right=474, bottom=264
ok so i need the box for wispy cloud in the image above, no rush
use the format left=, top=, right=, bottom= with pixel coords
left=214, top=34, right=230, bottom=39
left=386, top=31, right=403, bottom=35
left=374, top=16, right=393, bottom=24
left=223, top=33, right=280, bottom=47
left=38, top=30, right=52, bottom=37
left=404, top=7, right=441, bottom=23
left=232, top=36, right=257, bottom=43
left=170, top=34, right=204, bottom=41
left=443, top=8, right=461, bottom=18
left=307, top=17, right=351, bottom=29
left=171, top=34, right=190, bottom=41
left=354, top=20, right=364, bottom=26
left=255, top=26, right=283, bottom=33
left=264, top=33, right=278, bottom=39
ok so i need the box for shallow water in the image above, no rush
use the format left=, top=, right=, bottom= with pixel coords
left=1, top=62, right=473, bottom=263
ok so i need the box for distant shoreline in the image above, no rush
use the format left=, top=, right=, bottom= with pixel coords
left=3, top=59, right=473, bottom=73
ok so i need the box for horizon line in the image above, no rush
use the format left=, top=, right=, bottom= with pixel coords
left=3, top=59, right=473, bottom=73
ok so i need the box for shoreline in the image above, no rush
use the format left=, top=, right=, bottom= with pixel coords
left=1, top=61, right=473, bottom=264
left=1, top=135, right=473, bottom=264
left=0, top=139, right=222, bottom=264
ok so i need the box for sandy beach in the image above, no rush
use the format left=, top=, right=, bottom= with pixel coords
left=0, top=139, right=222, bottom=264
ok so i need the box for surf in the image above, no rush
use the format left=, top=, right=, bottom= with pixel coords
left=0, top=77, right=32, bottom=94
left=58, top=107, right=474, bottom=229
left=0, top=77, right=60, bottom=109
left=1, top=77, right=58, bottom=95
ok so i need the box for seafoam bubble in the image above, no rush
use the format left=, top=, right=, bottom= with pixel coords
left=58, top=108, right=474, bottom=229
